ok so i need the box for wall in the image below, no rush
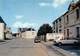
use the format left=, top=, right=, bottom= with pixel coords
left=21, top=31, right=37, bottom=39
left=46, top=33, right=53, bottom=41
left=46, top=33, right=64, bottom=41
left=64, top=7, right=80, bottom=38
left=0, top=23, right=4, bottom=40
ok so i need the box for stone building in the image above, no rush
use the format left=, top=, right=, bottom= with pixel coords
left=52, top=0, right=80, bottom=39
left=0, top=16, right=6, bottom=40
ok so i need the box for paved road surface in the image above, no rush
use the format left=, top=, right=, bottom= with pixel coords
left=0, top=38, right=62, bottom=56
left=0, top=38, right=48, bottom=56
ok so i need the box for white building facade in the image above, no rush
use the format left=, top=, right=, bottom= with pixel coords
left=21, top=31, right=37, bottom=39
left=52, top=1, right=80, bottom=39
left=18, top=28, right=37, bottom=39
left=0, top=16, right=6, bottom=40
left=0, top=23, right=5, bottom=40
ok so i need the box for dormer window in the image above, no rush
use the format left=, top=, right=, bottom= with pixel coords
left=68, top=3, right=76, bottom=11
left=68, top=0, right=77, bottom=11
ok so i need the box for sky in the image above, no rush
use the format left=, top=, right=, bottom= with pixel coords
left=0, top=0, right=78, bottom=33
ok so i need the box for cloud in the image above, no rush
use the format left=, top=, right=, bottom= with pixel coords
left=12, top=21, right=37, bottom=29
left=12, top=21, right=22, bottom=28
left=15, top=15, right=23, bottom=19
left=39, top=3, right=51, bottom=7
left=52, top=0, right=67, bottom=8
left=39, top=0, right=70, bottom=8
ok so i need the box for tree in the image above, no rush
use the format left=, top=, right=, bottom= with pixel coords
left=37, top=24, right=53, bottom=41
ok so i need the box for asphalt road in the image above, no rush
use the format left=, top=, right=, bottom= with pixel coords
left=0, top=38, right=64, bottom=56
left=0, top=38, right=48, bottom=56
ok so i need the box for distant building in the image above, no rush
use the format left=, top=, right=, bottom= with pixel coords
left=18, top=28, right=35, bottom=32
left=52, top=0, right=80, bottom=39
left=21, top=31, right=37, bottom=39
left=13, top=32, right=19, bottom=37
left=5, top=27, right=12, bottom=39
left=18, top=28, right=36, bottom=39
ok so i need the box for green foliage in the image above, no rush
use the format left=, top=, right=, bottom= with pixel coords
left=37, top=24, right=52, bottom=36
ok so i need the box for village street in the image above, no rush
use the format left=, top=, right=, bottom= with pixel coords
left=0, top=38, right=64, bottom=56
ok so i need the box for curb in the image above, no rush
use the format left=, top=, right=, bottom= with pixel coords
left=0, top=40, right=12, bottom=45
left=51, top=45, right=74, bottom=56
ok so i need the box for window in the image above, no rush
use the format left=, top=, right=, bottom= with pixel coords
left=56, top=20, right=58, bottom=33
left=56, top=27, right=58, bottom=33
left=59, top=29, right=62, bottom=33
left=67, top=15, right=69, bottom=24
left=54, top=31, right=55, bottom=33
left=76, top=27, right=80, bottom=38
left=59, top=18, right=61, bottom=22
left=54, top=26, right=55, bottom=29
left=76, top=9, right=79, bottom=19
left=67, top=29, right=69, bottom=38
left=59, top=18, right=62, bottom=28
left=53, top=23, right=55, bottom=29
left=59, top=25, right=62, bottom=28
left=64, top=30, right=65, bottom=35
left=56, top=20, right=58, bottom=23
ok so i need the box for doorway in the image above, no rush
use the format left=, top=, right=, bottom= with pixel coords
left=67, top=29, right=69, bottom=39
left=76, top=27, right=80, bottom=38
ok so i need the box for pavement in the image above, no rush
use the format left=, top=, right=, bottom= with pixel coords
left=0, top=36, right=16, bottom=45
left=0, top=39, right=12, bottom=45
left=42, top=41, right=80, bottom=56
left=41, top=42, right=65, bottom=56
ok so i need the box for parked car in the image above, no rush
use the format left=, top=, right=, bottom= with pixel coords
left=34, top=37, right=41, bottom=43
left=53, top=37, right=78, bottom=45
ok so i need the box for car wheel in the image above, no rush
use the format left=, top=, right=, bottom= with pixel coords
left=53, top=41, right=57, bottom=45
left=58, top=42, right=62, bottom=46
left=74, top=42, right=78, bottom=45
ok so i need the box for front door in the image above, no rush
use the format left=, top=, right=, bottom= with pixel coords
left=67, top=29, right=69, bottom=39
left=76, top=27, right=80, bottom=38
